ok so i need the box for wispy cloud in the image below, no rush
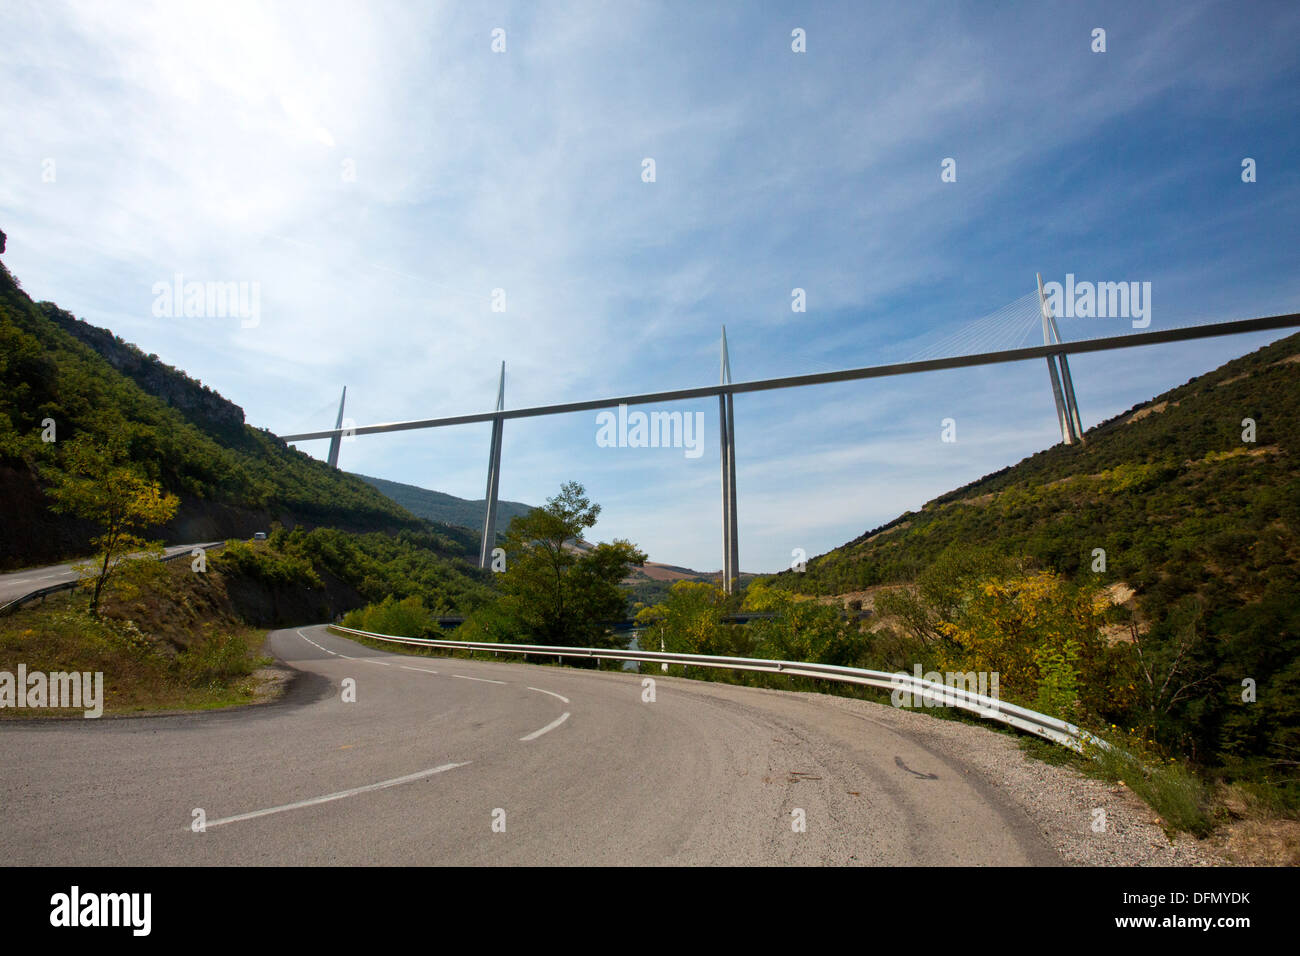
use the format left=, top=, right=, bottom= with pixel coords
left=1, top=0, right=1296, bottom=571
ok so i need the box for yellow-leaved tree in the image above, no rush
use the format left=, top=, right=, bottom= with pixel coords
left=46, top=440, right=180, bottom=615
left=933, top=570, right=1118, bottom=719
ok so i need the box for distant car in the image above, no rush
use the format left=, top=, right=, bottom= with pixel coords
left=253, top=532, right=267, bottom=540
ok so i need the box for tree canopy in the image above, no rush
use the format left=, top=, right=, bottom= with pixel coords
left=459, top=481, right=646, bottom=649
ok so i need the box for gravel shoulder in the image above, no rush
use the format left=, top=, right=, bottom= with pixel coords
left=807, top=690, right=1226, bottom=866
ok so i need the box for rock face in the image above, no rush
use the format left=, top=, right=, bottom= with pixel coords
left=40, top=303, right=249, bottom=445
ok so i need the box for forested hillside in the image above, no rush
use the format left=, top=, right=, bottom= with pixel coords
left=765, top=331, right=1300, bottom=783
left=0, top=255, right=437, bottom=568
left=771, top=331, right=1300, bottom=600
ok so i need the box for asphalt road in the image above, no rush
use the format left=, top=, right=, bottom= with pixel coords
left=0, top=624, right=1062, bottom=865
left=0, top=543, right=223, bottom=604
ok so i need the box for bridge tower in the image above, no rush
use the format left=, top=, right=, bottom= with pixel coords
left=1037, top=274, right=1085, bottom=445
left=719, top=328, right=739, bottom=593
left=478, top=362, right=506, bottom=570
left=326, top=386, right=347, bottom=468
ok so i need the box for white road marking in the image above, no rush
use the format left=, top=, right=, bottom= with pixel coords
left=453, top=674, right=505, bottom=685
left=296, top=629, right=327, bottom=651
left=520, top=712, right=570, bottom=741
left=400, top=665, right=439, bottom=674
left=296, top=628, right=340, bottom=657
left=201, top=763, right=469, bottom=829
left=360, top=659, right=392, bottom=666
left=527, top=686, right=570, bottom=704
left=7, top=572, right=62, bottom=584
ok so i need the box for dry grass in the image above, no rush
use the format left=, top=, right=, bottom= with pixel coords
left=1207, top=783, right=1300, bottom=866
left=0, top=563, right=273, bottom=717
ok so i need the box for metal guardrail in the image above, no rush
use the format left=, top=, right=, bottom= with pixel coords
left=327, top=623, right=1100, bottom=751
left=0, top=580, right=83, bottom=617
left=0, top=541, right=227, bottom=617
left=158, top=542, right=226, bottom=563
left=426, top=610, right=873, bottom=630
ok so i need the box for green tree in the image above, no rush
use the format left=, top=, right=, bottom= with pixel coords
left=648, top=580, right=733, bottom=656
left=742, top=579, right=862, bottom=666
left=481, top=481, right=645, bottom=650
left=45, top=440, right=179, bottom=614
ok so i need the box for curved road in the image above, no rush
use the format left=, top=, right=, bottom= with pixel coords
left=0, top=625, right=1061, bottom=865
left=0, top=542, right=223, bottom=604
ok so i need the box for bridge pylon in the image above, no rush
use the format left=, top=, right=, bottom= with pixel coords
left=719, top=328, right=739, bottom=593
left=1037, top=273, right=1085, bottom=445
left=326, top=386, right=347, bottom=468
left=478, top=362, right=506, bottom=570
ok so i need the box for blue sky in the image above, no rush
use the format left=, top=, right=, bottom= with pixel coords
left=2, top=1, right=1297, bottom=573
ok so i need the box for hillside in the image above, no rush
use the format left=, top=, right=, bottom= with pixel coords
left=771, top=331, right=1300, bottom=597
left=0, top=253, right=466, bottom=569
left=351, top=472, right=534, bottom=532
left=768, top=330, right=1300, bottom=779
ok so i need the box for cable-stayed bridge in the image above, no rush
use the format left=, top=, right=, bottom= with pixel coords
left=280, top=280, right=1300, bottom=592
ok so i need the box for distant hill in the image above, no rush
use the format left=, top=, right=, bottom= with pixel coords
left=352, top=473, right=534, bottom=533
left=0, top=252, right=465, bottom=569
left=552, top=538, right=727, bottom=606
left=348, top=479, right=720, bottom=592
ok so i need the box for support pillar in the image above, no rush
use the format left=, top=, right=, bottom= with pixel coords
left=718, top=392, right=731, bottom=591
left=1036, top=275, right=1077, bottom=445
left=719, top=327, right=739, bottom=593
left=726, top=391, right=739, bottom=589
left=327, top=386, right=347, bottom=468
left=1043, top=299, right=1085, bottom=444
left=478, top=363, right=506, bottom=570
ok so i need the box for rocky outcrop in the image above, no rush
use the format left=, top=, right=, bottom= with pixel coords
left=39, top=303, right=250, bottom=445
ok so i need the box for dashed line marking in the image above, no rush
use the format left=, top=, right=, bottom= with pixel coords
left=297, top=629, right=342, bottom=657
left=296, top=629, right=330, bottom=653
left=527, top=686, right=570, bottom=704
left=520, top=712, right=570, bottom=741
left=299, top=628, right=573, bottom=744
left=201, top=763, right=470, bottom=829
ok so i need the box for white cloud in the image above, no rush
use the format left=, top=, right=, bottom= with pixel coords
left=1, top=0, right=1295, bottom=573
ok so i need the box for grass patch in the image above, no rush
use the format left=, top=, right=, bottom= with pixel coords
left=0, top=592, right=271, bottom=717
left=1081, top=731, right=1214, bottom=837
left=1209, top=780, right=1300, bottom=865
